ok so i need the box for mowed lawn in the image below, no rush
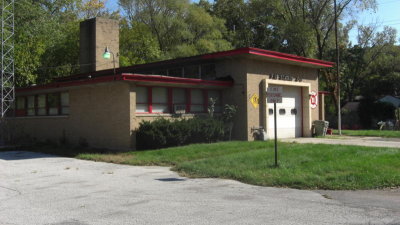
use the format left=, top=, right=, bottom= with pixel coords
left=77, top=141, right=400, bottom=190
left=334, top=129, right=400, bottom=138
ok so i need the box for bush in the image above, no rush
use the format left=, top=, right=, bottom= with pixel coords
left=136, top=117, right=226, bottom=150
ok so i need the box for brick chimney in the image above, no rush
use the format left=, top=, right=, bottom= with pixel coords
left=79, top=17, right=119, bottom=73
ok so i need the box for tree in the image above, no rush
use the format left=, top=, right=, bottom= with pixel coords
left=341, top=25, right=397, bottom=101
left=119, top=20, right=161, bottom=66
left=119, top=0, right=232, bottom=60
left=14, top=0, right=120, bottom=87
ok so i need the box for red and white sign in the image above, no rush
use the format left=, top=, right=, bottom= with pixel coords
left=310, top=91, right=318, bottom=109
left=267, top=86, right=283, bottom=103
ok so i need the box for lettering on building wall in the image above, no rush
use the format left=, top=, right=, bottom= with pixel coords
left=269, top=74, right=302, bottom=82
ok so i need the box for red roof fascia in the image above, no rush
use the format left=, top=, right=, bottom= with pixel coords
left=17, top=75, right=122, bottom=93
left=318, top=91, right=332, bottom=95
left=121, top=74, right=233, bottom=87
left=202, top=47, right=334, bottom=68
left=55, top=48, right=333, bottom=82
left=248, top=48, right=334, bottom=67
left=16, top=74, right=233, bottom=93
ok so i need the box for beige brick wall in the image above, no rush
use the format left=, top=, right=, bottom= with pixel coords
left=215, top=59, right=249, bottom=140
left=8, top=82, right=132, bottom=150
left=245, top=59, right=319, bottom=140
left=79, top=18, right=119, bottom=73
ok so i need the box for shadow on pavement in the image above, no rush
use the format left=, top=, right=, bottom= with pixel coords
left=0, top=151, right=57, bottom=161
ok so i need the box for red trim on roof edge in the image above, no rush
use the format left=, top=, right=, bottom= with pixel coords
left=318, top=91, right=332, bottom=95
left=248, top=48, right=334, bottom=67
left=16, top=74, right=233, bottom=93
left=202, top=47, right=334, bottom=67
left=120, top=74, right=233, bottom=86
left=55, top=47, right=333, bottom=83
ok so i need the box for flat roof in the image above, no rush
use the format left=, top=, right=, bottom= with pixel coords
left=16, top=74, right=233, bottom=93
left=55, top=47, right=334, bottom=83
left=18, top=47, right=333, bottom=92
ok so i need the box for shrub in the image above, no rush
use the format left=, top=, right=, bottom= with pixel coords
left=136, top=117, right=226, bottom=150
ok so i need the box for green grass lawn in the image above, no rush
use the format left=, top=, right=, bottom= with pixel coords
left=333, top=129, right=400, bottom=138
left=77, top=141, right=400, bottom=190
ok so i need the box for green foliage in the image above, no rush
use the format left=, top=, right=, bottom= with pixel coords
left=119, top=20, right=161, bottom=66
left=14, top=0, right=118, bottom=87
left=358, top=98, right=396, bottom=129
left=119, top=0, right=232, bottom=61
left=222, top=104, right=237, bottom=122
left=136, top=117, right=226, bottom=150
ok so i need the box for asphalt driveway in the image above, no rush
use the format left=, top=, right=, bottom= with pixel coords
left=1, top=151, right=399, bottom=225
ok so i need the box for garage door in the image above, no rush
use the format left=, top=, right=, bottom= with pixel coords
left=267, top=85, right=302, bottom=139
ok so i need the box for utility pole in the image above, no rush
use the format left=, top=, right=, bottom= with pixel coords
left=334, top=0, right=342, bottom=135
left=1, top=0, right=15, bottom=144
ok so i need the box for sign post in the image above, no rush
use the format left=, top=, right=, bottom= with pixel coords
left=267, top=86, right=283, bottom=167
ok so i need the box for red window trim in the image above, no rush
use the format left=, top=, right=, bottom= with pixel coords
left=135, top=85, right=222, bottom=115
left=15, top=92, right=70, bottom=117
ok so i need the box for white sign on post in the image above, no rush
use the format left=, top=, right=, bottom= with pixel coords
left=266, top=86, right=283, bottom=103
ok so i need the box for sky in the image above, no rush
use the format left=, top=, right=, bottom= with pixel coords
left=105, top=0, right=400, bottom=45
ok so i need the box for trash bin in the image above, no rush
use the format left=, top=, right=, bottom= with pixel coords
left=313, top=120, right=329, bottom=136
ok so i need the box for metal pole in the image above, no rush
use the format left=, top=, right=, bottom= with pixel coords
left=334, top=0, right=341, bottom=135
left=274, top=102, right=278, bottom=167
left=112, top=52, right=116, bottom=76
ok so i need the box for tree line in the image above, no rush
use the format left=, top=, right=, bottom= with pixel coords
left=14, top=0, right=400, bottom=111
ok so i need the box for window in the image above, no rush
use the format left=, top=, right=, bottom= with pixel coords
left=184, top=65, right=199, bottom=79
left=154, top=70, right=167, bottom=76
left=48, top=93, right=60, bottom=115
left=201, top=64, right=216, bottom=80
left=15, top=97, right=26, bottom=116
left=135, top=87, right=221, bottom=114
left=269, top=109, right=273, bottom=115
left=136, top=87, right=149, bottom=113
left=291, top=108, right=297, bottom=115
left=190, top=89, right=205, bottom=112
left=37, top=94, right=46, bottom=116
left=15, top=92, right=69, bottom=117
left=61, top=92, right=70, bottom=115
left=152, top=87, right=168, bottom=113
left=279, top=109, right=286, bottom=115
left=168, top=68, right=183, bottom=77
left=173, top=88, right=186, bottom=113
left=27, top=96, right=35, bottom=116
left=208, top=90, right=221, bottom=112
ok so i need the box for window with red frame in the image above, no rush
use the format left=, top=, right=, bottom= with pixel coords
left=27, top=96, right=35, bottom=116
left=15, top=92, right=69, bottom=117
left=152, top=87, right=169, bottom=113
left=190, top=89, right=205, bottom=113
left=136, top=87, right=149, bottom=113
left=136, top=87, right=221, bottom=114
left=15, top=97, right=26, bottom=116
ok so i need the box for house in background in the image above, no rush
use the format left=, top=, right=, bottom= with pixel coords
left=378, top=95, right=400, bottom=108
left=7, top=18, right=334, bottom=150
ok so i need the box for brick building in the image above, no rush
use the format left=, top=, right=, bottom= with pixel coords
left=7, top=18, right=334, bottom=150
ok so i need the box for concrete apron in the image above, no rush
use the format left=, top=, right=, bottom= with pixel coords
left=282, top=136, right=400, bottom=148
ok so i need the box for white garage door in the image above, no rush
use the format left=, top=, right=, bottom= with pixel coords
left=267, top=85, right=302, bottom=139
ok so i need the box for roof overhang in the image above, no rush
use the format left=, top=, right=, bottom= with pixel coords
left=202, top=47, right=334, bottom=68
left=16, top=74, right=233, bottom=94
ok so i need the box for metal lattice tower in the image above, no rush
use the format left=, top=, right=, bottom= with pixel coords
left=1, top=0, right=14, bottom=118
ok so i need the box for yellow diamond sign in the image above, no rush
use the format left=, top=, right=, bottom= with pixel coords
left=250, top=94, right=259, bottom=108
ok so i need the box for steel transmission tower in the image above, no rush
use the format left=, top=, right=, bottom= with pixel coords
left=1, top=0, right=14, bottom=118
